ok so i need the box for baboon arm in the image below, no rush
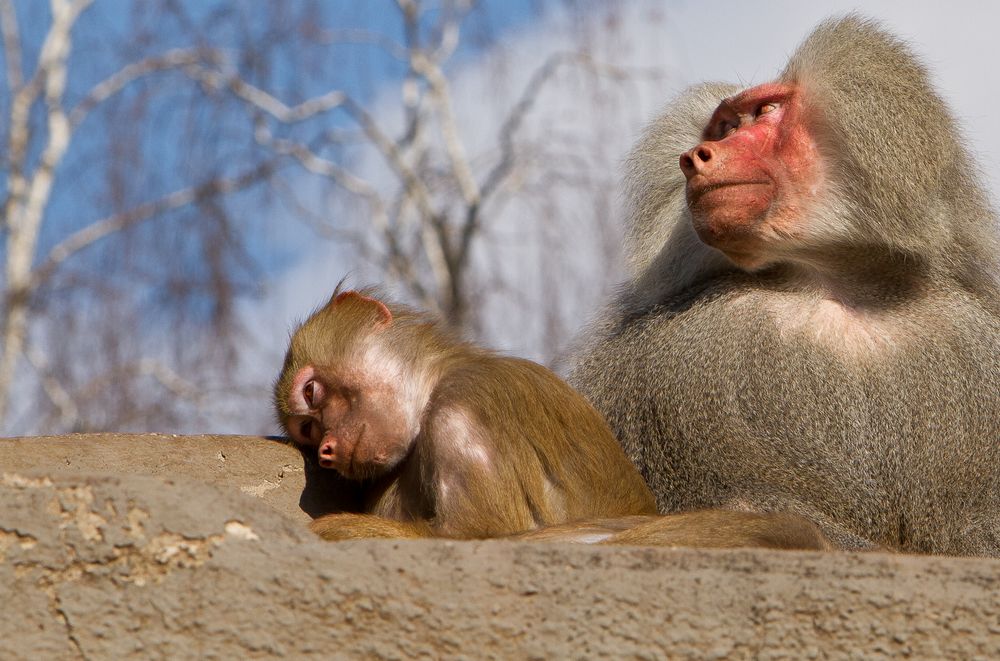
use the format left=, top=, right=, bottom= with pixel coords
left=310, top=513, right=434, bottom=541
left=603, top=509, right=834, bottom=551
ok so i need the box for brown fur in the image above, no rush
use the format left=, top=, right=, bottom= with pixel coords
left=510, top=511, right=831, bottom=551
left=570, top=15, right=1000, bottom=555
left=604, top=511, right=834, bottom=551
left=275, top=287, right=657, bottom=541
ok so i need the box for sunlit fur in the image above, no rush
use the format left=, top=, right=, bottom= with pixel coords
left=622, top=82, right=740, bottom=305
left=784, top=17, right=1000, bottom=300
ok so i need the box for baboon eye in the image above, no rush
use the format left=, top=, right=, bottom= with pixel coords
left=304, top=380, right=317, bottom=407
left=719, top=121, right=737, bottom=138
left=299, top=418, right=314, bottom=442
left=756, top=102, right=778, bottom=117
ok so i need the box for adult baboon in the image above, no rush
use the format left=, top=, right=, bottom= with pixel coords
left=570, top=15, right=1000, bottom=555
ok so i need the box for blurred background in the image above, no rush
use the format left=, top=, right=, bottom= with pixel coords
left=2, top=0, right=997, bottom=436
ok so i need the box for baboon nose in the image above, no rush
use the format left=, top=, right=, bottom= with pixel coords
left=680, top=145, right=714, bottom=179
left=318, top=439, right=338, bottom=468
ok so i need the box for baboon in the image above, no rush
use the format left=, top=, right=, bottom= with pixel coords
left=274, top=288, right=656, bottom=541
left=570, top=15, right=1000, bottom=555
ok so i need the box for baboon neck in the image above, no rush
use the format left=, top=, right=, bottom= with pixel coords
left=787, top=248, right=930, bottom=310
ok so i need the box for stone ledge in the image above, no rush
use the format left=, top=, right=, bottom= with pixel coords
left=1, top=435, right=997, bottom=659
left=0, top=433, right=359, bottom=524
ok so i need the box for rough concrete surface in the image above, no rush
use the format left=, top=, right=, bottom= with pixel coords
left=0, top=434, right=360, bottom=525
left=1, top=435, right=999, bottom=659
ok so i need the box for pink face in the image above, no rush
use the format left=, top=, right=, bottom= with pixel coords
left=283, top=362, right=415, bottom=480
left=679, top=83, right=822, bottom=269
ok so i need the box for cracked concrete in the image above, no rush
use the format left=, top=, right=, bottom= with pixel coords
left=1, top=434, right=999, bottom=659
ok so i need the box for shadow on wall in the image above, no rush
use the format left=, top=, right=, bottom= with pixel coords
left=272, top=437, right=365, bottom=517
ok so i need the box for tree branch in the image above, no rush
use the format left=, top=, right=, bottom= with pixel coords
left=311, top=28, right=408, bottom=61
left=0, top=0, right=94, bottom=425
left=134, top=358, right=202, bottom=402
left=185, top=62, right=347, bottom=123
left=411, top=50, right=480, bottom=208
left=480, top=51, right=575, bottom=203
left=24, top=342, right=78, bottom=430
left=69, top=47, right=216, bottom=127
left=31, top=161, right=276, bottom=289
left=254, top=122, right=386, bottom=219
left=256, top=124, right=438, bottom=312
left=0, top=0, right=22, bottom=90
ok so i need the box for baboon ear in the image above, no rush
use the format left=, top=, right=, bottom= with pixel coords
left=332, top=290, right=393, bottom=328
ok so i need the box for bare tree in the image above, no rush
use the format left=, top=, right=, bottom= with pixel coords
left=1, top=0, right=666, bottom=435
left=187, top=0, right=661, bottom=337
left=0, top=0, right=275, bottom=432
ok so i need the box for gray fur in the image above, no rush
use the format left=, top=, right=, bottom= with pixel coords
left=570, top=15, right=1000, bottom=555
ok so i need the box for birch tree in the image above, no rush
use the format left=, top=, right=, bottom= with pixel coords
left=1, top=0, right=665, bottom=434
left=0, top=0, right=274, bottom=430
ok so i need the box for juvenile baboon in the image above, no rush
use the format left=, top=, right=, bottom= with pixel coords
left=274, top=289, right=656, bottom=541
left=570, top=15, right=1000, bottom=555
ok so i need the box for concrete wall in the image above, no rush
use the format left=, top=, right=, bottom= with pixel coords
left=2, top=435, right=997, bottom=659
